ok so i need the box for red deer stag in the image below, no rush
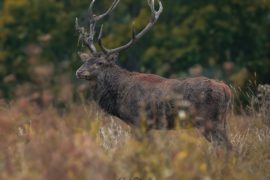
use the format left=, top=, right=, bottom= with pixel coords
left=75, top=0, right=232, bottom=149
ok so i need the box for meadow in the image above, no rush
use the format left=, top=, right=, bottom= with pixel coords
left=0, top=85, right=269, bottom=180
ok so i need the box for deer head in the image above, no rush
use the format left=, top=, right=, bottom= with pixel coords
left=75, top=0, right=163, bottom=80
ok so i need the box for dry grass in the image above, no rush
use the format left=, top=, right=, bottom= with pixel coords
left=0, top=88, right=270, bottom=180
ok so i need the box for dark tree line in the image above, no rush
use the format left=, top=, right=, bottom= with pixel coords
left=0, top=0, right=269, bottom=99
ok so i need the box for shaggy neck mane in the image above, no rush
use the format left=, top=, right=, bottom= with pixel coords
left=92, top=65, right=127, bottom=116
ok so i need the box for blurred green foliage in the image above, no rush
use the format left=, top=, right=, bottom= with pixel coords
left=0, top=0, right=270, bottom=99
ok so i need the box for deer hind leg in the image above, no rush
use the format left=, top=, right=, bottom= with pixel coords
left=196, top=119, right=232, bottom=150
left=204, top=127, right=232, bottom=150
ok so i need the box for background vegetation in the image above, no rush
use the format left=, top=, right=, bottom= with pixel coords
left=1, top=0, right=270, bottom=101
left=0, top=0, right=270, bottom=179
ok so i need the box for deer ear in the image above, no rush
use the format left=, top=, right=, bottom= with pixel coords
left=107, top=53, right=119, bottom=62
left=78, top=52, right=92, bottom=62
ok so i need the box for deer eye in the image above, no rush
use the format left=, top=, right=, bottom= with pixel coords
left=96, top=61, right=104, bottom=66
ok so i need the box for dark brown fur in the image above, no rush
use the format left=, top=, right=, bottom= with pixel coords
left=76, top=54, right=232, bottom=149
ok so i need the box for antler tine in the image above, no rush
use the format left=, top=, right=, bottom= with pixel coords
left=98, top=24, right=109, bottom=54
left=98, top=0, right=163, bottom=55
left=76, top=2, right=97, bottom=53
left=95, top=0, right=121, bottom=21
left=136, top=0, right=163, bottom=39
left=76, top=17, right=96, bottom=52
left=76, top=0, right=121, bottom=54
left=89, top=0, right=96, bottom=15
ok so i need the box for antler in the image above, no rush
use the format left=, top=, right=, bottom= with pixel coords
left=98, top=0, right=163, bottom=54
left=76, top=0, right=121, bottom=53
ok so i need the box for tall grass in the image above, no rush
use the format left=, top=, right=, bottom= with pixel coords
left=0, top=86, right=270, bottom=180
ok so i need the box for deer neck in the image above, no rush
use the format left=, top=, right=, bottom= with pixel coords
left=92, top=65, right=127, bottom=116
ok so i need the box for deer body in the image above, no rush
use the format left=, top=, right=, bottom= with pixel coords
left=75, top=0, right=232, bottom=149
left=77, top=62, right=232, bottom=148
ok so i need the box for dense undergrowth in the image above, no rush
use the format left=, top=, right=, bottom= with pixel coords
left=0, top=86, right=270, bottom=180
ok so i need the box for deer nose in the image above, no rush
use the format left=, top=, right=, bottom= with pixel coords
left=76, top=70, right=83, bottom=79
left=76, top=70, right=91, bottom=79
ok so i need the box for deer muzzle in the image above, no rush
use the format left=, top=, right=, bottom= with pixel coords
left=76, top=69, right=91, bottom=79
